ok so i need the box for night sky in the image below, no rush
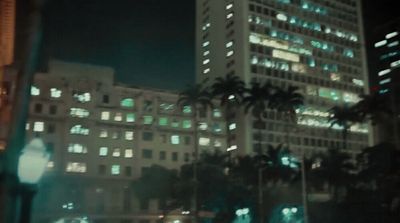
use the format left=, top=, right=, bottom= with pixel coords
left=40, top=0, right=397, bottom=90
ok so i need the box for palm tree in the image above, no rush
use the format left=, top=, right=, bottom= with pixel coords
left=328, top=105, right=362, bottom=149
left=177, top=83, right=213, bottom=223
left=271, top=85, right=304, bottom=150
left=242, top=81, right=275, bottom=223
left=314, top=149, right=355, bottom=202
left=211, top=74, right=245, bottom=155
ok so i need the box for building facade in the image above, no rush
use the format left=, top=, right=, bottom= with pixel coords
left=370, top=18, right=400, bottom=146
left=195, top=0, right=371, bottom=157
left=22, top=60, right=226, bottom=223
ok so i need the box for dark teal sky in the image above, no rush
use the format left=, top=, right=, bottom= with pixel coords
left=39, top=0, right=396, bottom=90
left=41, top=0, right=195, bottom=90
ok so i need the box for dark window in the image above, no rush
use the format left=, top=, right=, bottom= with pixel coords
left=159, top=151, right=166, bottom=160
left=184, top=153, right=190, bottom=162
left=46, top=142, right=54, bottom=154
left=142, top=149, right=153, bottom=159
left=47, top=124, right=56, bottom=134
left=49, top=105, right=57, bottom=115
left=139, top=200, right=149, bottom=211
left=99, top=165, right=106, bottom=175
left=142, top=132, right=153, bottom=141
left=34, top=103, right=42, bottom=113
left=103, top=95, right=109, bottom=103
left=143, top=100, right=153, bottom=112
left=172, top=152, right=178, bottom=161
left=125, top=166, right=132, bottom=176
left=184, top=136, right=191, bottom=145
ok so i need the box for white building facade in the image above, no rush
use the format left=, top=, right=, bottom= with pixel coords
left=27, top=60, right=226, bottom=223
left=196, top=0, right=371, bottom=157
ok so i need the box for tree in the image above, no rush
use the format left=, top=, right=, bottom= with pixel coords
left=354, top=93, right=391, bottom=125
left=312, top=149, right=355, bottom=202
left=328, top=105, right=362, bottom=149
left=271, top=85, right=304, bottom=150
left=211, top=74, right=245, bottom=154
left=132, top=165, right=179, bottom=223
left=177, top=83, right=213, bottom=222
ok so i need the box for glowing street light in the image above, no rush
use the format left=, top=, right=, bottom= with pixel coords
left=17, top=138, right=50, bottom=223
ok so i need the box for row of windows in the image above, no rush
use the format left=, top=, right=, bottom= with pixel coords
left=142, top=149, right=191, bottom=162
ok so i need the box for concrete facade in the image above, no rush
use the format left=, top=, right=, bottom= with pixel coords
left=196, top=0, right=371, bottom=158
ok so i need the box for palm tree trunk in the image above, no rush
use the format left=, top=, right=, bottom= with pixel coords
left=225, top=103, right=232, bottom=162
left=285, top=112, right=291, bottom=150
left=257, top=115, right=263, bottom=223
left=193, top=109, right=199, bottom=223
left=301, top=148, right=309, bottom=223
left=342, top=127, right=348, bottom=150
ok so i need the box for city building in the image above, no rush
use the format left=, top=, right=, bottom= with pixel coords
left=370, top=18, right=400, bottom=146
left=195, top=0, right=371, bottom=158
left=19, top=60, right=226, bottom=223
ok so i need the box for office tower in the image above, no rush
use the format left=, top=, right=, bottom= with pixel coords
left=196, top=0, right=371, bottom=157
left=370, top=18, right=400, bottom=145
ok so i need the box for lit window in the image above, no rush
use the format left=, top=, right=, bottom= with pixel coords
left=374, top=40, right=387, bottom=48
left=182, top=120, right=192, bottom=129
left=183, top=106, right=192, bottom=114
left=111, top=165, right=120, bottom=175
left=202, top=41, right=210, bottom=47
left=143, top=116, right=153, bottom=125
left=276, top=13, right=287, bottom=21
left=73, top=92, right=91, bottom=103
left=66, top=162, right=86, bottom=173
left=227, top=145, right=237, bottom=151
left=31, top=86, right=40, bottom=96
left=33, top=121, right=44, bottom=132
left=99, top=147, right=108, bottom=156
left=226, top=3, right=233, bottom=10
left=226, top=13, right=233, bottom=19
left=125, top=131, right=134, bottom=140
left=203, top=59, right=210, bottom=65
left=203, top=68, right=211, bottom=74
left=114, top=113, right=123, bottom=121
left=99, top=129, right=108, bottom=138
left=112, top=131, right=119, bottom=139
left=378, top=69, right=391, bottom=76
left=126, top=113, right=135, bottom=122
left=386, top=31, right=398, bottom=39
left=70, top=125, right=89, bottom=135
left=171, top=119, right=180, bottom=128
left=203, top=51, right=210, bottom=56
left=212, top=123, right=222, bottom=133
left=199, top=122, right=208, bottom=130
left=343, top=49, right=354, bottom=58
left=226, top=50, right=234, bottom=57
left=125, top=149, right=133, bottom=158
left=226, top=41, right=233, bottom=48
left=379, top=78, right=391, bottom=85
left=112, top=148, right=121, bottom=157
left=199, top=137, right=210, bottom=146
left=229, top=123, right=236, bottom=130
left=388, top=41, right=399, bottom=47
left=121, top=98, right=134, bottom=108
left=352, top=79, right=364, bottom=87
left=160, top=103, right=175, bottom=112
left=25, top=123, right=30, bottom=130
left=213, top=109, right=222, bottom=118
left=291, top=63, right=306, bottom=73
left=47, top=161, right=54, bottom=169
left=159, top=117, right=169, bottom=126
left=390, top=60, right=400, bottom=68
left=343, top=92, right=360, bottom=103
left=68, top=144, right=87, bottom=154
left=330, top=73, right=341, bottom=82
left=70, top=108, right=89, bottom=118
left=214, top=139, right=222, bottom=147
left=50, top=88, right=62, bottom=98
left=101, top=111, right=110, bottom=120
left=171, top=135, right=180, bottom=145
left=272, top=49, right=300, bottom=62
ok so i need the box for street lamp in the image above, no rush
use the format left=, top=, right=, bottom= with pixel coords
left=17, top=138, right=49, bottom=223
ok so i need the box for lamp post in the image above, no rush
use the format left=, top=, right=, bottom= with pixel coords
left=17, top=138, right=49, bottom=223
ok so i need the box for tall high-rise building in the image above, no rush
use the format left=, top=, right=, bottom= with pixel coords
left=370, top=18, right=400, bottom=145
left=196, top=0, right=371, bottom=157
